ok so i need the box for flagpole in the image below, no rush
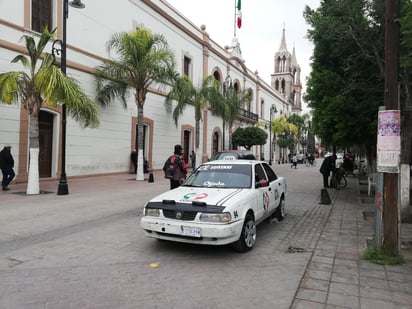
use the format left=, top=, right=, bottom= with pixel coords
left=234, top=0, right=236, bottom=37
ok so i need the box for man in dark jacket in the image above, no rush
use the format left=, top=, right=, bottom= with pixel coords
left=319, top=154, right=336, bottom=188
left=0, top=145, right=15, bottom=191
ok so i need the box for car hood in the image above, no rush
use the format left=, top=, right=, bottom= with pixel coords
left=148, top=187, right=248, bottom=207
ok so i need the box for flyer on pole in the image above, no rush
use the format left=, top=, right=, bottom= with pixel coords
left=377, top=110, right=400, bottom=173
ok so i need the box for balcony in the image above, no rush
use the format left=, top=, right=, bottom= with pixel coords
left=238, top=108, right=259, bottom=123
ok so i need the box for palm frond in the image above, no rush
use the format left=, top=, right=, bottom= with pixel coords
left=0, top=72, right=21, bottom=103
left=11, top=55, right=29, bottom=67
left=96, top=27, right=176, bottom=111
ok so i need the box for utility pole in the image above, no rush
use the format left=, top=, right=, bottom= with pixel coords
left=383, top=0, right=400, bottom=256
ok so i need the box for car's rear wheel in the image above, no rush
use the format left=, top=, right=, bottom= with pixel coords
left=275, top=197, right=285, bottom=221
left=233, top=215, right=256, bottom=252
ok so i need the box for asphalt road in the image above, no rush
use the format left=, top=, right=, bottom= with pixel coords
left=0, top=162, right=342, bottom=308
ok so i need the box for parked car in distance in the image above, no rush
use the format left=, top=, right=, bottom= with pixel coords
left=209, top=150, right=256, bottom=161
left=140, top=160, right=287, bottom=252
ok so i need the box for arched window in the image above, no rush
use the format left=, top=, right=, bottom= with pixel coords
left=212, top=131, right=220, bottom=154
left=233, top=81, right=240, bottom=92
left=275, top=80, right=279, bottom=91
left=213, top=71, right=221, bottom=82
left=279, top=55, right=288, bottom=72
left=276, top=56, right=281, bottom=72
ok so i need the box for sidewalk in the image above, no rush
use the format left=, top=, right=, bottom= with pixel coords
left=291, top=175, right=412, bottom=309
left=0, top=170, right=169, bottom=203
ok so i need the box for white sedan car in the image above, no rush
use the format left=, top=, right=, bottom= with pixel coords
left=141, top=160, right=287, bottom=252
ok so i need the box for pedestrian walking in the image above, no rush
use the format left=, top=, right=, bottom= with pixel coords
left=163, top=144, right=187, bottom=189
left=190, top=150, right=196, bottom=169
left=0, top=145, right=15, bottom=191
left=319, top=154, right=336, bottom=188
left=291, top=154, right=298, bottom=169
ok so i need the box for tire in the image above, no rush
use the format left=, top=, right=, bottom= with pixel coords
left=275, top=197, right=285, bottom=221
left=233, top=215, right=256, bottom=253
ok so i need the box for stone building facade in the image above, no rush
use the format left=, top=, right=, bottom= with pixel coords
left=0, top=0, right=301, bottom=182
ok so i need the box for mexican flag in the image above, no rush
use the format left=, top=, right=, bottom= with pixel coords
left=237, top=0, right=242, bottom=28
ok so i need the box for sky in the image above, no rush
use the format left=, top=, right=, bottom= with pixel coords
left=166, top=0, right=321, bottom=111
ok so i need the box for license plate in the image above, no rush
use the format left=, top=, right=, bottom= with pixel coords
left=181, top=226, right=202, bottom=238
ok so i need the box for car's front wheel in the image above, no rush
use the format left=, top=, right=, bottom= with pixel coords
left=233, top=215, right=256, bottom=253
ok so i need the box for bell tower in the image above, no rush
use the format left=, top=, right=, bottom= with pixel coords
left=271, top=28, right=302, bottom=113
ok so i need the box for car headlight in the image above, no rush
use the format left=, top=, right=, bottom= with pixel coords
left=199, top=212, right=231, bottom=223
left=144, top=208, right=160, bottom=217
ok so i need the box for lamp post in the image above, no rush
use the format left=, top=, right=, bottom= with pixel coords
left=282, top=131, right=286, bottom=163
left=53, top=0, right=85, bottom=195
left=269, top=104, right=277, bottom=165
left=223, top=75, right=233, bottom=150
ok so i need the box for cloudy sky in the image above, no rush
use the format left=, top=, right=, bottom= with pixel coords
left=166, top=0, right=321, bottom=110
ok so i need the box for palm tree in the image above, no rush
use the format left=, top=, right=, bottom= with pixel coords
left=165, top=75, right=222, bottom=166
left=287, top=113, right=307, bottom=154
left=223, top=88, right=251, bottom=149
left=271, top=115, right=298, bottom=163
left=0, top=28, right=99, bottom=194
left=95, top=27, right=176, bottom=180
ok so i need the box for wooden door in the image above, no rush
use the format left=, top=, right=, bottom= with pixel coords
left=39, top=111, right=53, bottom=178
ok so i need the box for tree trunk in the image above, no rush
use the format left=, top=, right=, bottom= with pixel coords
left=195, top=119, right=200, bottom=149
left=26, top=114, right=40, bottom=194
left=136, top=103, right=145, bottom=181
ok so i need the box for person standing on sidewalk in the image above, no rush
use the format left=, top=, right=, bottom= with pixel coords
left=190, top=150, right=196, bottom=169
left=163, top=144, right=187, bottom=189
left=319, top=154, right=336, bottom=188
left=0, top=145, right=15, bottom=191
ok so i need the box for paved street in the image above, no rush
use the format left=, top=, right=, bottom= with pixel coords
left=0, top=161, right=411, bottom=308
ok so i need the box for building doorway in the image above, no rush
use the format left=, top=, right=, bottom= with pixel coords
left=183, top=130, right=191, bottom=163
left=212, top=131, right=220, bottom=155
left=39, top=110, right=53, bottom=178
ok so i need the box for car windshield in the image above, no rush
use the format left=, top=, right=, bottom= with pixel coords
left=183, top=164, right=252, bottom=188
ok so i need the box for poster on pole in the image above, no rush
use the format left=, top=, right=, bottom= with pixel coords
left=377, top=110, right=400, bottom=173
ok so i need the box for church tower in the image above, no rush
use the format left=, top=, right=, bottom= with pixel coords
left=271, top=28, right=302, bottom=113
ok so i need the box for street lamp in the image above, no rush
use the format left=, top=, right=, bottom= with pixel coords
left=282, top=131, right=286, bottom=163
left=52, top=0, right=85, bottom=195
left=223, top=75, right=233, bottom=150
left=269, top=104, right=277, bottom=165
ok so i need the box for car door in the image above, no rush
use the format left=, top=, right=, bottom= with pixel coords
left=254, top=163, right=272, bottom=221
left=262, top=163, right=280, bottom=213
